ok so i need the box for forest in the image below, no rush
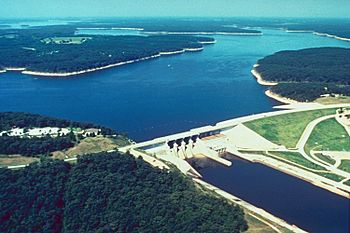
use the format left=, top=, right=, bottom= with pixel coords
left=0, top=25, right=215, bottom=74
left=0, top=152, right=248, bottom=233
left=255, top=47, right=350, bottom=101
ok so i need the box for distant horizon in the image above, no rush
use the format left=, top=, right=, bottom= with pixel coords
left=1, top=0, right=350, bottom=19
left=1, top=16, right=350, bottom=20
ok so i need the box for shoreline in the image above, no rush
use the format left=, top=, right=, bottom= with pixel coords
left=77, top=27, right=144, bottom=31
left=144, top=31, right=263, bottom=36
left=283, top=28, right=350, bottom=42
left=16, top=47, right=205, bottom=77
left=21, top=55, right=159, bottom=77
left=250, top=65, right=278, bottom=86
left=251, top=64, right=301, bottom=104
left=265, top=90, right=301, bottom=104
left=312, top=32, right=350, bottom=42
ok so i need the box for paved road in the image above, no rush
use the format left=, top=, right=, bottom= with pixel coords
left=296, top=114, right=350, bottom=180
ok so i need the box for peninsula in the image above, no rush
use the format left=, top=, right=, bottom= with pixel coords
left=252, top=47, right=350, bottom=104
left=0, top=25, right=215, bottom=77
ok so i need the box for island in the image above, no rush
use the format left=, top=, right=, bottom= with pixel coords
left=252, top=47, right=350, bottom=104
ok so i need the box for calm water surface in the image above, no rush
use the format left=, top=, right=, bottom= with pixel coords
left=0, top=29, right=349, bottom=232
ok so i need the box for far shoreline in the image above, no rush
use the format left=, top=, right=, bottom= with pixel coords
left=283, top=28, right=350, bottom=42
left=2, top=46, right=208, bottom=77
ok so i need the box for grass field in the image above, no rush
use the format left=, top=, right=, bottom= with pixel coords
left=0, top=155, right=38, bottom=167
left=245, top=212, right=293, bottom=233
left=268, top=151, right=326, bottom=171
left=344, top=180, right=350, bottom=186
left=52, top=135, right=129, bottom=159
left=315, top=96, right=350, bottom=105
left=313, top=172, right=345, bottom=182
left=245, top=213, right=277, bottom=233
left=305, top=118, right=350, bottom=154
left=338, top=160, right=350, bottom=173
left=244, top=108, right=336, bottom=148
left=314, top=153, right=336, bottom=165
left=41, top=37, right=91, bottom=44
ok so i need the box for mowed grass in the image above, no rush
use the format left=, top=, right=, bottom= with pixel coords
left=268, top=152, right=345, bottom=181
left=51, top=136, right=124, bottom=159
left=268, top=151, right=326, bottom=171
left=344, top=179, right=350, bottom=186
left=305, top=118, right=350, bottom=154
left=244, top=108, right=336, bottom=148
left=245, top=212, right=293, bottom=233
left=0, top=155, right=38, bottom=167
left=338, top=160, right=350, bottom=173
left=314, top=153, right=336, bottom=165
left=245, top=214, right=276, bottom=233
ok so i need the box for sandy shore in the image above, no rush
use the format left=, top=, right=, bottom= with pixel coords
left=77, top=27, right=144, bottom=31
left=284, top=29, right=313, bottom=33
left=251, top=64, right=301, bottom=104
left=283, top=28, right=350, bottom=42
left=313, top=32, right=350, bottom=42
left=250, top=65, right=278, bottom=86
left=265, top=90, right=300, bottom=104
left=199, top=40, right=217, bottom=44
left=21, top=55, right=160, bottom=77
left=5, top=67, right=26, bottom=71
left=144, top=31, right=263, bottom=36
left=20, top=47, right=205, bottom=77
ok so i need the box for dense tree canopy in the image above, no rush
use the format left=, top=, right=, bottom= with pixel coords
left=0, top=25, right=215, bottom=74
left=255, top=47, right=350, bottom=101
left=0, top=152, right=248, bottom=233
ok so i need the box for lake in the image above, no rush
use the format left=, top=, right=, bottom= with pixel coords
left=0, top=28, right=349, bottom=232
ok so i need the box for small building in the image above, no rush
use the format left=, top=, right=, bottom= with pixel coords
left=83, top=128, right=101, bottom=137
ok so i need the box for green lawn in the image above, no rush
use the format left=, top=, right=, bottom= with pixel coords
left=338, top=160, right=350, bottom=173
left=344, top=180, right=350, bottom=186
left=314, top=153, right=336, bottom=165
left=268, top=151, right=326, bottom=171
left=244, top=108, right=336, bottom=148
left=267, top=152, right=344, bottom=181
left=313, top=172, right=345, bottom=182
left=305, top=118, right=350, bottom=154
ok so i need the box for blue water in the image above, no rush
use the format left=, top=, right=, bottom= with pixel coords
left=1, top=29, right=350, bottom=232
left=201, top=158, right=350, bottom=233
